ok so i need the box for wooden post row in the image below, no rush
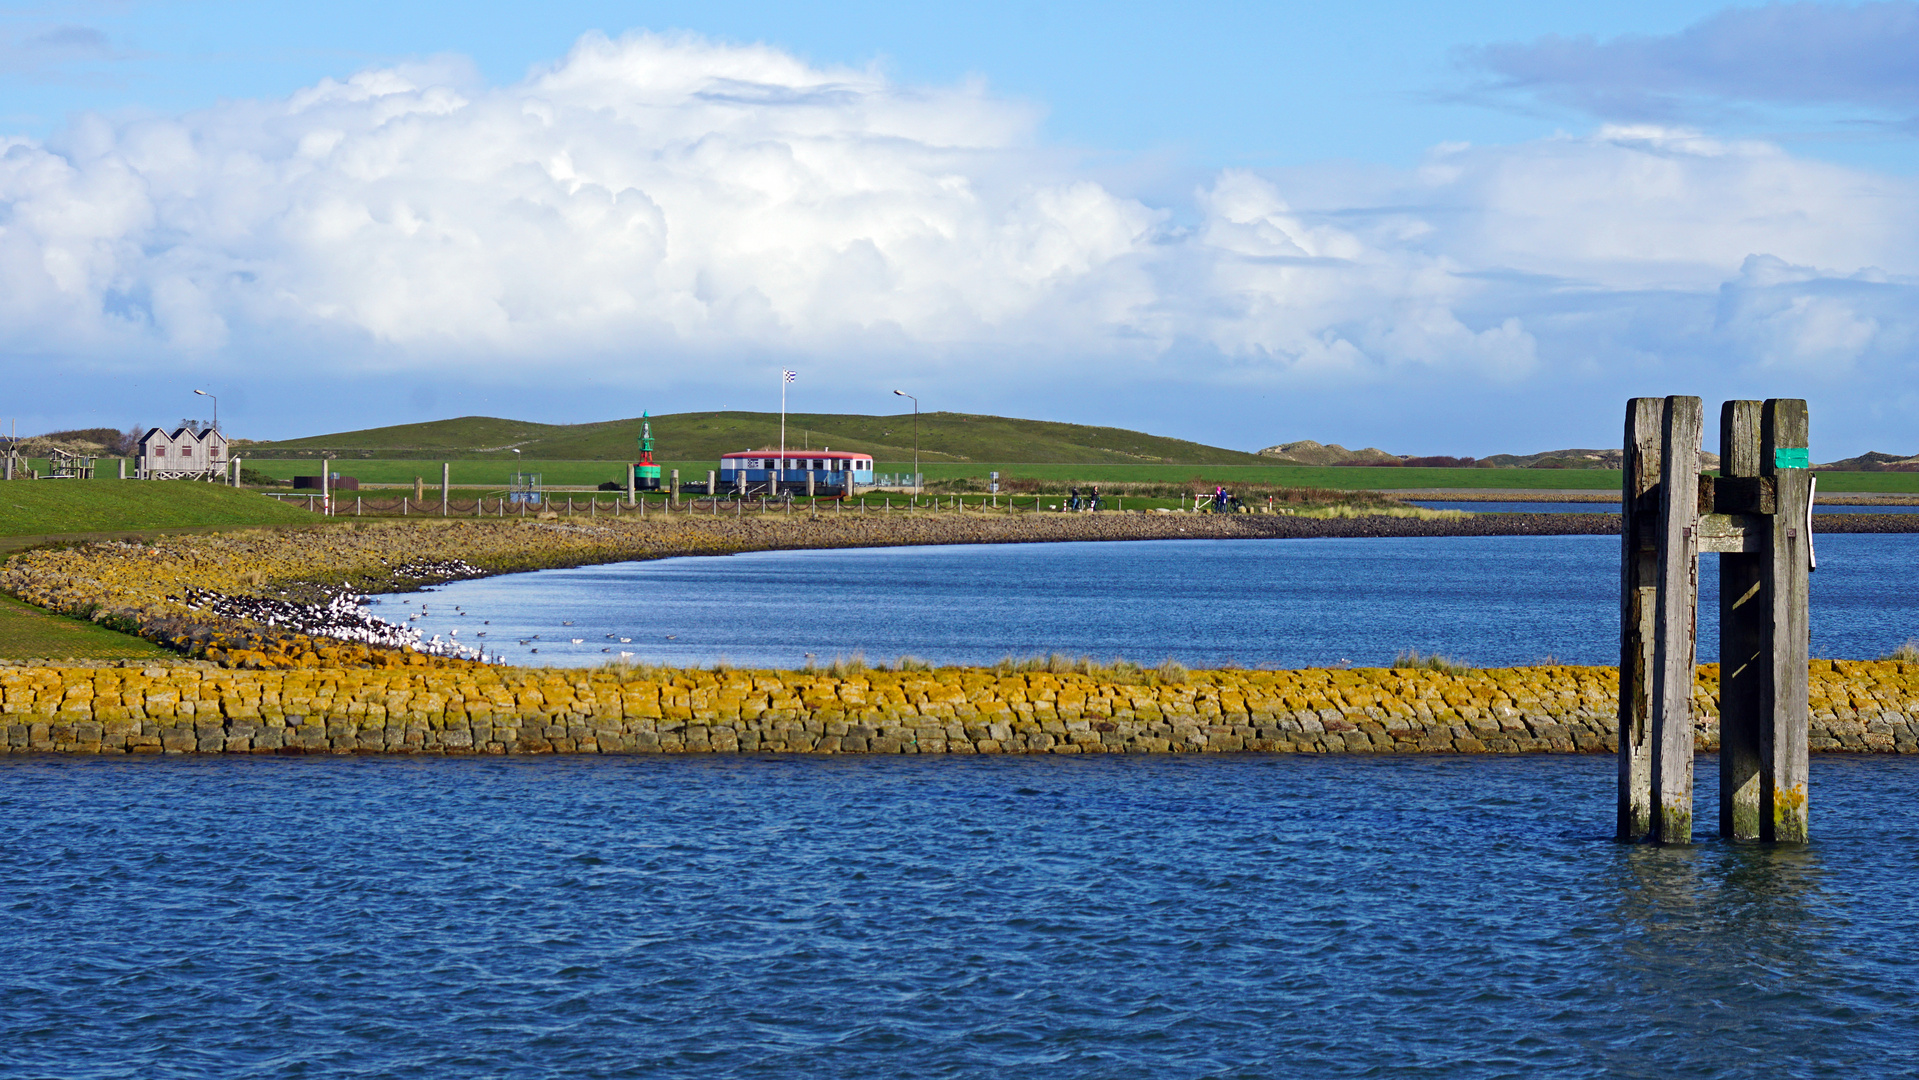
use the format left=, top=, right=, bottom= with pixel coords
left=1618, top=396, right=1811, bottom=844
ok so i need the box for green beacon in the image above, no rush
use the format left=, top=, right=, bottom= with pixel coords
left=633, top=412, right=662, bottom=491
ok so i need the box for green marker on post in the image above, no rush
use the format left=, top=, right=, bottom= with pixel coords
left=1774, top=447, right=1810, bottom=469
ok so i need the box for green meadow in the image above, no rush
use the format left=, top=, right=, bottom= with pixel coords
left=232, top=458, right=1919, bottom=495
left=0, top=592, right=170, bottom=660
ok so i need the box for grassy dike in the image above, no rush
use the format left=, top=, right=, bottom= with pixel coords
left=0, top=479, right=318, bottom=538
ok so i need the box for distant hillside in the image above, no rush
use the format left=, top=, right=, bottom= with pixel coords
left=1260, top=443, right=1723, bottom=470
left=1817, top=451, right=1919, bottom=471
left=235, top=412, right=1274, bottom=465
left=12, top=427, right=139, bottom=456
left=1256, top=440, right=1399, bottom=465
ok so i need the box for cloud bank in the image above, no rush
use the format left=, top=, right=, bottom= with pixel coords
left=1, top=30, right=1916, bottom=448
left=1462, top=1, right=1919, bottom=125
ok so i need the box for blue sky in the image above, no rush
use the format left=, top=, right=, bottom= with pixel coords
left=3, top=1, right=1916, bottom=455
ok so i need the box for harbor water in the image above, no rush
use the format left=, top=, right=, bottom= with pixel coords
left=397, top=534, right=1919, bottom=670
left=4, top=753, right=1917, bottom=1078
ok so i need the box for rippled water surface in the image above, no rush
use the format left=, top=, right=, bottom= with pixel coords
left=5, top=755, right=1918, bottom=1078
left=402, top=534, right=1919, bottom=669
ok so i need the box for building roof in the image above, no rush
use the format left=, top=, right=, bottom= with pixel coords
left=721, top=449, right=869, bottom=460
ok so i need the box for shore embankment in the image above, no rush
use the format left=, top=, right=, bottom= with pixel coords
left=8, top=513, right=1635, bottom=669
left=4, top=659, right=1916, bottom=756
left=3, top=511, right=1916, bottom=670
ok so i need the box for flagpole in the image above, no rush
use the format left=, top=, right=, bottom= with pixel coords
left=779, top=371, right=786, bottom=495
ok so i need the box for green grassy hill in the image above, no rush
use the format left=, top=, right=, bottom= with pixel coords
left=0, top=480, right=317, bottom=538
left=234, top=412, right=1274, bottom=465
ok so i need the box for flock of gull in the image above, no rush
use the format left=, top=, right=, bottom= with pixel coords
left=181, top=587, right=486, bottom=661
left=176, top=557, right=671, bottom=665
left=374, top=601, right=653, bottom=662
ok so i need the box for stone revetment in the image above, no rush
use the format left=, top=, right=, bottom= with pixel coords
left=5, top=661, right=1915, bottom=756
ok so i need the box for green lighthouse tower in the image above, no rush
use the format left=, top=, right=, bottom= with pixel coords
left=633, top=412, right=662, bottom=491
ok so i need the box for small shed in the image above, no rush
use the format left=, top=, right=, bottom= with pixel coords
left=138, top=422, right=228, bottom=480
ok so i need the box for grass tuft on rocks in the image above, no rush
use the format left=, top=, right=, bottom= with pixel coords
left=1393, top=649, right=1474, bottom=674
left=1877, top=640, right=1919, bottom=662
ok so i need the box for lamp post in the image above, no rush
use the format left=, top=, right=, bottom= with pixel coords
left=194, top=389, right=221, bottom=484
left=193, top=389, right=217, bottom=432
left=892, top=390, right=919, bottom=500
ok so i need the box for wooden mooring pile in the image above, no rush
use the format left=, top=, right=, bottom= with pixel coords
left=1620, top=397, right=1813, bottom=844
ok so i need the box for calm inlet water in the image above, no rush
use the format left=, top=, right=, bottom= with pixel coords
left=4, top=755, right=1917, bottom=1078
left=400, top=534, right=1919, bottom=670
left=1409, top=501, right=1919, bottom=514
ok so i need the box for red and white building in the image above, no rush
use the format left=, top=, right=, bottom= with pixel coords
left=719, top=449, right=874, bottom=494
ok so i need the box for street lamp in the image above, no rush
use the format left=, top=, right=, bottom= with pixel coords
left=893, top=390, right=919, bottom=499
left=193, top=389, right=217, bottom=432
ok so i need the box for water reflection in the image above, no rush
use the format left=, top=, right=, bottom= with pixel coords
left=1596, top=833, right=1840, bottom=1070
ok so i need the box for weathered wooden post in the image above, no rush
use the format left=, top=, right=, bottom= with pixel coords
left=671, top=469, right=680, bottom=508
left=1620, top=396, right=1812, bottom=844
left=1651, top=397, right=1702, bottom=844
left=1761, top=400, right=1813, bottom=841
left=1718, top=400, right=1766, bottom=840
left=1618, top=398, right=1665, bottom=842
left=441, top=463, right=450, bottom=517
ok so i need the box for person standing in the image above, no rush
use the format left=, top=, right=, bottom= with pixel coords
left=1089, top=486, right=1101, bottom=511
left=1069, top=486, right=1081, bottom=511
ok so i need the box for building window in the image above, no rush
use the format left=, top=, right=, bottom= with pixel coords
left=153, top=446, right=166, bottom=457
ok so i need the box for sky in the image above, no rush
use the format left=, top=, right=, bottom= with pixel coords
left=2, top=0, right=1916, bottom=456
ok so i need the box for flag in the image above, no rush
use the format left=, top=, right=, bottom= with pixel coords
left=782, top=369, right=797, bottom=383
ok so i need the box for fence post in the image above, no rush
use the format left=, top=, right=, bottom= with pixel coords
left=671, top=469, right=680, bottom=508
left=442, top=463, right=450, bottom=517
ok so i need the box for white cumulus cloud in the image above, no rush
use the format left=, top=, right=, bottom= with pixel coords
left=2, top=30, right=1917, bottom=451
